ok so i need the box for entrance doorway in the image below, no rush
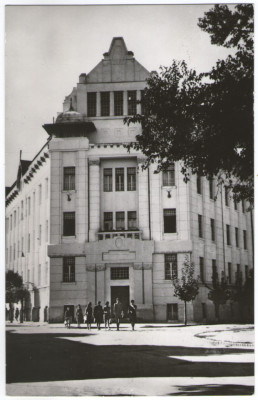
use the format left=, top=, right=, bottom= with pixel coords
left=167, top=303, right=178, bottom=321
left=111, top=286, right=130, bottom=317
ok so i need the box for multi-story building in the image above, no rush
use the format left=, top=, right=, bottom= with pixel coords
left=5, top=37, right=253, bottom=323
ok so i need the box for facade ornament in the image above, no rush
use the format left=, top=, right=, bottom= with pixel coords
left=96, top=264, right=106, bottom=271
left=143, top=263, right=152, bottom=270
left=89, top=158, right=100, bottom=166
left=133, top=263, right=143, bottom=270
left=86, top=264, right=96, bottom=271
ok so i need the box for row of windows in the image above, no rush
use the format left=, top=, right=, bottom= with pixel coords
left=197, top=215, right=247, bottom=249
left=87, top=90, right=139, bottom=117
left=7, top=179, right=48, bottom=232
left=7, top=221, right=48, bottom=261
left=104, top=211, right=137, bottom=231
left=26, top=261, right=49, bottom=287
left=199, top=257, right=249, bottom=285
left=104, top=167, right=136, bottom=192
left=196, top=175, right=246, bottom=212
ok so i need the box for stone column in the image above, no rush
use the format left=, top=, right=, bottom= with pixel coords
left=133, top=263, right=143, bottom=304
left=76, top=152, right=88, bottom=242
left=137, top=157, right=150, bottom=239
left=136, top=90, right=141, bottom=114
left=143, top=263, right=153, bottom=304
left=89, top=158, right=100, bottom=242
left=96, top=92, right=101, bottom=117
left=49, top=150, right=62, bottom=244
left=110, top=92, right=114, bottom=116
left=123, top=90, right=128, bottom=115
left=86, top=264, right=96, bottom=304
left=96, top=264, right=106, bottom=304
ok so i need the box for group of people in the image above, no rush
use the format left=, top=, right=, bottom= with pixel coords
left=64, top=298, right=137, bottom=331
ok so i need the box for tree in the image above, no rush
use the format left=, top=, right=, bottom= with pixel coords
left=232, top=268, right=254, bottom=323
left=125, top=4, right=254, bottom=204
left=206, top=270, right=231, bottom=322
left=6, top=270, right=30, bottom=323
left=172, top=258, right=199, bottom=326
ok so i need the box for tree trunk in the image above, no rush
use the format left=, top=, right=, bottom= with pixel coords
left=184, top=301, right=187, bottom=326
left=215, top=303, right=220, bottom=323
left=20, top=298, right=23, bottom=323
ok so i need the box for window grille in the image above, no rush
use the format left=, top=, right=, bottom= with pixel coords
left=115, top=168, right=124, bottom=191
left=63, top=257, right=75, bottom=282
left=63, top=212, right=75, bottom=236
left=165, top=254, right=178, bottom=280
left=111, top=267, right=129, bottom=280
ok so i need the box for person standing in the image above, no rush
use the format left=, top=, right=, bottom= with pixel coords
left=85, top=302, right=93, bottom=330
left=76, top=304, right=83, bottom=328
left=64, top=307, right=72, bottom=328
left=94, top=301, right=104, bottom=330
left=113, top=298, right=123, bottom=331
left=15, top=307, right=19, bottom=322
left=128, top=300, right=137, bottom=330
left=103, top=301, right=111, bottom=330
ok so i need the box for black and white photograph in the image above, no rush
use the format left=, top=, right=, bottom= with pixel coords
left=4, top=2, right=254, bottom=396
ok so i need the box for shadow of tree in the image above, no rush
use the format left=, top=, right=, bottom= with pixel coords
left=173, top=384, right=254, bottom=396
left=6, top=330, right=254, bottom=388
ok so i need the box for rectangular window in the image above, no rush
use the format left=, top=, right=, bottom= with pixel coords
left=197, top=174, right=202, bottom=194
left=28, top=234, right=30, bottom=253
left=127, top=167, right=136, bottom=191
left=128, top=211, right=137, bottom=229
left=101, top=92, right=110, bottom=116
left=104, top=212, right=113, bottom=231
left=46, top=220, right=48, bottom=242
left=236, top=264, right=241, bottom=284
left=163, top=164, right=175, bottom=186
left=45, top=178, right=49, bottom=198
left=128, top=91, right=137, bottom=115
left=165, top=254, right=178, bottom=280
left=114, top=91, right=123, bottom=116
left=228, top=262, right=232, bottom=284
left=87, top=92, right=96, bottom=117
left=225, top=187, right=229, bottom=206
left=243, top=230, right=247, bottom=249
left=115, top=168, right=124, bottom=191
left=116, top=212, right=125, bottom=230
left=140, top=90, right=145, bottom=115
left=209, top=178, right=214, bottom=199
left=39, top=184, right=42, bottom=205
left=164, top=209, right=176, bottom=233
left=63, top=257, right=75, bottom=282
left=226, top=224, right=231, bottom=245
left=39, top=225, right=42, bottom=246
left=38, top=264, right=41, bottom=286
left=63, top=212, right=75, bottom=236
left=235, top=227, right=239, bottom=247
left=111, top=267, right=129, bottom=280
left=28, top=197, right=31, bottom=216
left=210, top=218, right=215, bottom=241
left=199, top=257, right=204, bottom=282
left=212, top=259, right=217, bottom=280
left=103, top=168, right=113, bottom=192
left=198, top=215, right=203, bottom=238
left=64, top=167, right=75, bottom=190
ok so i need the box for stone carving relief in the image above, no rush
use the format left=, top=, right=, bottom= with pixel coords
left=89, top=158, right=100, bottom=166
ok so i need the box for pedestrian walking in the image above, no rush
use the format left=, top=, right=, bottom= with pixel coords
left=9, top=307, right=14, bottom=323
left=76, top=304, right=83, bottom=328
left=64, top=307, right=72, bottom=328
left=85, top=302, right=93, bottom=330
left=103, top=301, right=111, bottom=329
left=15, top=307, right=20, bottom=322
left=128, top=300, right=137, bottom=330
left=113, top=298, right=123, bottom=331
left=94, top=301, right=104, bottom=330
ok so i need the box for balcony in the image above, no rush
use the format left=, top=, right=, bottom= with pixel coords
left=98, top=230, right=142, bottom=241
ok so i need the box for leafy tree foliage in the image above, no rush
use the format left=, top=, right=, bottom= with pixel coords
left=206, top=270, right=231, bottom=322
left=232, top=268, right=254, bottom=323
left=125, top=4, right=253, bottom=204
left=172, top=258, right=199, bottom=325
left=6, top=270, right=30, bottom=322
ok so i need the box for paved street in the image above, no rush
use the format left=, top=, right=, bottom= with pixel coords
left=6, top=322, right=254, bottom=396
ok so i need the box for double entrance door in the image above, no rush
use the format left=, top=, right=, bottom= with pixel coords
left=111, top=286, right=130, bottom=318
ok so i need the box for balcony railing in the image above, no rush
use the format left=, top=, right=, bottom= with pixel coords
left=98, top=230, right=142, bottom=241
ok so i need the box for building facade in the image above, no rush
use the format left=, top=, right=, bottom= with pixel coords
left=5, top=37, right=253, bottom=323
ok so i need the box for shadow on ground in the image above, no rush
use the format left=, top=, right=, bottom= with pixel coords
left=6, top=330, right=254, bottom=395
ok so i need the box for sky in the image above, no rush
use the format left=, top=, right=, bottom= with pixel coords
left=4, top=3, right=236, bottom=186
